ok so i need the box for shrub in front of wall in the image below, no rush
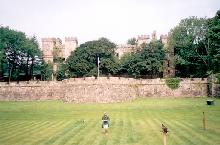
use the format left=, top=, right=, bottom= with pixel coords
left=165, top=78, right=181, bottom=90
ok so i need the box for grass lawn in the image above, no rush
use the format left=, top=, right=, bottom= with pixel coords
left=0, top=98, right=219, bottom=145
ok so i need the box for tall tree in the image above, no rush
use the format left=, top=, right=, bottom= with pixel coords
left=206, top=10, right=220, bottom=73
left=66, top=38, right=118, bottom=77
left=0, top=26, right=42, bottom=81
left=168, top=17, right=209, bottom=77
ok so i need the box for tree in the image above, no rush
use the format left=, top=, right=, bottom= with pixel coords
left=127, top=37, right=137, bottom=45
left=120, top=40, right=165, bottom=78
left=168, top=17, right=209, bottom=77
left=40, top=62, right=52, bottom=81
left=56, top=63, right=67, bottom=81
left=206, top=10, right=220, bottom=73
left=23, top=36, right=42, bottom=80
left=0, top=26, right=42, bottom=81
left=66, top=38, right=118, bottom=77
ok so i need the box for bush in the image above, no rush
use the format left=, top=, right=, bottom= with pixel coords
left=165, top=78, right=181, bottom=90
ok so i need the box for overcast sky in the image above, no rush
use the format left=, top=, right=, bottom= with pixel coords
left=0, top=0, right=219, bottom=45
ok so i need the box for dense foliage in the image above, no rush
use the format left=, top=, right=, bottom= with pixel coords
left=0, top=26, right=51, bottom=81
left=168, top=17, right=209, bottom=77
left=168, top=10, right=220, bottom=78
left=127, top=37, right=137, bottom=45
left=66, top=38, right=119, bottom=77
left=206, top=10, right=220, bottom=73
left=119, top=40, right=165, bottom=78
left=165, top=78, right=181, bottom=90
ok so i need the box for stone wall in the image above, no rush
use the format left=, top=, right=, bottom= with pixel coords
left=0, top=77, right=208, bottom=103
left=212, top=83, right=220, bottom=97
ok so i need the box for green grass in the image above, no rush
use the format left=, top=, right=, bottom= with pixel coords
left=0, top=98, right=220, bottom=145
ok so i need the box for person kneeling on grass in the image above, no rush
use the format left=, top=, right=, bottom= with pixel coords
left=102, top=112, right=110, bottom=134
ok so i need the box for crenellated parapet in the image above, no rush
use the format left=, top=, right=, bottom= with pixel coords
left=42, top=36, right=78, bottom=63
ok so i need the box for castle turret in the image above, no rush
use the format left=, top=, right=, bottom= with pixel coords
left=41, top=38, right=56, bottom=63
left=64, top=37, right=78, bottom=59
left=160, top=34, right=168, bottom=46
left=137, top=35, right=150, bottom=46
left=151, top=30, right=157, bottom=41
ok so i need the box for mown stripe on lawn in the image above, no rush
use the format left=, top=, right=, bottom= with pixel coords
left=78, top=119, right=109, bottom=145
left=31, top=120, right=71, bottom=145
left=42, top=120, right=76, bottom=145
left=44, top=120, right=87, bottom=145
left=126, top=118, right=140, bottom=144
left=0, top=121, right=38, bottom=140
left=145, top=119, right=162, bottom=145
left=83, top=119, right=104, bottom=145
left=134, top=119, right=149, bottom=145
left=180, top=120, right=219, bottom=145
left=14, top=121, right=57, bottom=144
left=60, top=120, right=98, bottom=145
left=103, top=119, right=116, bottom=145
left=0, top=121, right=27, bottom=131
left=171, top=120, right=213, bottom=145
left=18, top=121, right=65, bottom=144
left=0, top=120, right=17, bottom=128
left=118, top=116, right=127, bottom=144
left=4, top=121, right=51, bottom=144
left=111, top=118, right=123, bottom=144
left=157, top=119, right=195, bottom=145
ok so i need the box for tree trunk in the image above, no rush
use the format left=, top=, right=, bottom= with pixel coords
left=30, top=58, right=34, bottom=80
left=26, top=55, right=30, bottom=81
left=8, top=63, right=13, bottom=84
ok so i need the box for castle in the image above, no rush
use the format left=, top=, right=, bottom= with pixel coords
left=41, top=31, right=174, bottom=78
left=41, top=37, right=78, bottom=63
left=115, top=31, right=174, bottom=77
left=115, top=31, right=160, bottom=58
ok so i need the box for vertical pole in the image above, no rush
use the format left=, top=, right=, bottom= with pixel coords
left=97, top=56, right=100, bottom=78
left=203, top=112, right=206, bottom=130
left=163, top=133, right=167, bottom=145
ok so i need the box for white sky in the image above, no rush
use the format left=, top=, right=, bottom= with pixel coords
left=0, top=0, right=219, bottom=45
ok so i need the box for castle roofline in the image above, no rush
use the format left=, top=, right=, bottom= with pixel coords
left=137, top=35, right=150, bottom=40
left=65, top=37, right=78, bottom=41
left=41, top=37, right=63, bottom=43
left=160, top=34, right=168, bottom=39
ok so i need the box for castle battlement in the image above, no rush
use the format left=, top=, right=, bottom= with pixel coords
left=41, top=38, right=57, bottom=42
left=160, top=34, right=168, bottom=39
left=137, top=35, right=150, bottom=40
left=42, top=36, right=78, bottom=62
left=65, top=37, right=78, bottom=41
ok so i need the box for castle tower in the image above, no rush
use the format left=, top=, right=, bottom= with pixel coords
left=160, top=34, right=168, bottom=46
left=151, top=30, right=157, bottom=41
left=64, top=37, right=78, bottom=59
left=42, top=38, right=57, bottom=63
left=42, top=38, right=65, bottom=63
left=137, top=35, right=150, bottom=46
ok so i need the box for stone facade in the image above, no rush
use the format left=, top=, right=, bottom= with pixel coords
left=0, top=77, right=208, bottom=103
left=137, top=35, right=150, bottom=46
left=41, top=37, right=78, bottom=63
left=64, top=37, right=78, bottom=59
left=115, top=44, right=136, bottom=58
